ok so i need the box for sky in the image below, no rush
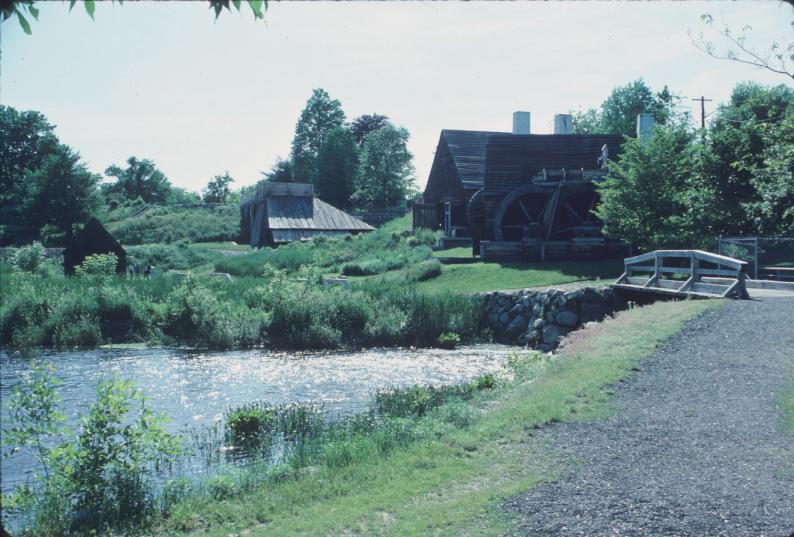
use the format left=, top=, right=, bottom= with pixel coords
left=2, top=1, right=792, bottom=193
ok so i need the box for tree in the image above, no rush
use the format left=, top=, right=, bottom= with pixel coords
left=260, top=159, right=293, bottom=183
left=25, top=144, right=100, bottom=241
left=316, top=127, right=358, bottom=209
left=601, top=79, right=662, bottom=137
left=0, top=105, right=58, bottom=206
left=3, top=0, right=266, bottom=35
left=202, top=172, right=235, bottom=203
left=594, top=124, right=707, bottom=250
left=103, top=157, right=172, bottom=204
left=350, top=114, right=389, bottom=147
left=738, top=110, right=794, bottom=235
left=290, top=89, right=346, bottom=184
left=353, top=123, right=416, bottom=210
left=704, top=82, right=793, bottom=235
left=570, top=108, right=605, bottom=134
left=690, top=13, right=794, bottom=82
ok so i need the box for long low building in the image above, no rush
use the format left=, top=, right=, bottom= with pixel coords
left=414, top=111, right=654, bottom=261
left=240, top=182, right=374, bottom=248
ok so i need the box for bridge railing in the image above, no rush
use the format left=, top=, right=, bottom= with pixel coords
left=614, top=249, right=749, bottom=299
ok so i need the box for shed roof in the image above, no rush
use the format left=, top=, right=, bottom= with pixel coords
left=266, top=196, right=374, bottom=232
left=426, top=130, right=624, bottom=197
left=62, top=218, right=126, bottom=274
left=484, top=134, right=624, bottom=183
left=441, top=129, right=506, bottom=190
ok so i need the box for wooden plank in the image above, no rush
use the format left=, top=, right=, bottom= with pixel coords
left=694, top=268, right=741, bottom=277
left=691, top=282, right=731, bottom=294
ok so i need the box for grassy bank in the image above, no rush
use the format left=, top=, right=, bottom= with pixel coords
left=147, top=299, right=722, bottom=537
left=0, top=260, right=484, bottom=350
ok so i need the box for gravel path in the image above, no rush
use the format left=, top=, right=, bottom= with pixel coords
left=506, top=297, right=794, bottom=536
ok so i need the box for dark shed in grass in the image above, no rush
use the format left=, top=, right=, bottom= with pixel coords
left=62, top=218, right=127, bottom=275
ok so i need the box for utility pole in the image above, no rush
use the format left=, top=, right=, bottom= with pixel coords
left=692, top=96, right=713, bottom=129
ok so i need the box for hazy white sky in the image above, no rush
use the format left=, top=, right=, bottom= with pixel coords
left=2, top=1, right=792, bottom=193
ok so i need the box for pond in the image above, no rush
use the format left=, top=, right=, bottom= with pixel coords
left=1, top=345, right=511, bottom=496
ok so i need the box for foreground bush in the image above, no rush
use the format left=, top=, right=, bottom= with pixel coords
left=2, top=363, right=181, bottom=535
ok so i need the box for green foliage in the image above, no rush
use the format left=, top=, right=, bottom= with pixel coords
left=405, top=259, right=442, bottom=282
left=24, top=144, right=101, bottom=241
left=291, top=88, right=347, bottom=184
left=316, top=127, right=358, bottom=209
left=595, top=123, right=708, bottom=250
left=572, top=79, right=686, bottom=136
left=202, top=171, right=235, bottom=203
left=12, top=241, right=46, bottom=273
left=436, top=331, right=460, bottom=349
left=260, top=158, right=294, bottom=183
left=0, top=105, right=57, bottom=207
left=225, top=405, right=275, bottom=447
left=350, top=113, right=389, bottom=147
left=738, top=110, right=794, bottom=235
left=7, top=0, right=267, bottom=35
left=74, top=252, right=118, bottom=280
left=107, top=204, right=240, bottom=245
left=705, top=82, right=794, bottom=236
left=126, top=242, right=221, bottom=272
left=353, top=123, right=416, bottom=210
left=103, top=156, right=173, bottom=205
left=3, top=369, right=181, bottom=534
left=162, top=276, right=267, bottom=349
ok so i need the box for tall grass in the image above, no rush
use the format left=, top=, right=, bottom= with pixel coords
left=1, top=260, right=485, bottom=351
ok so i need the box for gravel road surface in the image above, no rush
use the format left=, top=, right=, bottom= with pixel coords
left=506, top=297, right=794, bottom=536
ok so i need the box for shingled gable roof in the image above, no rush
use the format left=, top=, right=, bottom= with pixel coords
left=440, top=129, right=506, bottom=190
left=266, top=196, right=373, bottom=233
left=483, top=133, right=624, bottom=184
left=425, top=130, right=624, bottom=200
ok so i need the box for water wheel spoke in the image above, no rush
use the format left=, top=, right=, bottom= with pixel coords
left=563, top=202, right=585, bottom=224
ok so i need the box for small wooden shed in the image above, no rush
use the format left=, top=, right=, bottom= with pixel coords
left=62, top=218, right=127, bottom=275
left=240, top=183, right=374, bottom=248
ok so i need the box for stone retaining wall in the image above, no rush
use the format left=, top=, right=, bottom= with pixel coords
left=481, top=286, right=619, bottom=351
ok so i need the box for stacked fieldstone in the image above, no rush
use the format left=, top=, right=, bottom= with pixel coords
left=481, top=287, right=618, bottom=351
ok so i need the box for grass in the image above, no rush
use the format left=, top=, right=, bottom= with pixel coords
left=413, top=259, right=621, bottom=294
left=191, top=241, right=252, bottom=252
left=153, top=299, right=723, bottom=537
left=434, top=247, right=476, bottom=259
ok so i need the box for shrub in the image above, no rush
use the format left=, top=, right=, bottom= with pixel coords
left=225, top=405, right=274, bottom=447
left=436, top=331, right=461, bottom=349
left=12, top=242, right=46, bottom=273
left=412, top=227, right=439, bottom=247
left=205, top=474, right=240, bottom=501
left=75, top=252, right=119, bottom=280
left=406, top=259, right=442, bottom=282
left=2, top=370, right=181, bottom=534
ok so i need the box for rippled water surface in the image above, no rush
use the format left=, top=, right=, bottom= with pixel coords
left=1, top=345, right=510, bottom=494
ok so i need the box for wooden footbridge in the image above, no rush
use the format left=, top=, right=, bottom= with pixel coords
left=612, top=250, right=749, bottom=299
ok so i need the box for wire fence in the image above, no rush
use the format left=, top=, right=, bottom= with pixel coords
left=717, top=236, right=794, bottom=279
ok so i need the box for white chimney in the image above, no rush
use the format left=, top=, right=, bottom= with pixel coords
left=553, top=114, right=573, bottom=135
left=636, top=113, right=655, bottom=141
left=512, top=111, right=530, bottom=134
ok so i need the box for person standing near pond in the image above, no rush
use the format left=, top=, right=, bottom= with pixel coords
left=144, top=262, right=152, bottom=279
left=134, top=261, right=141, bottom=279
